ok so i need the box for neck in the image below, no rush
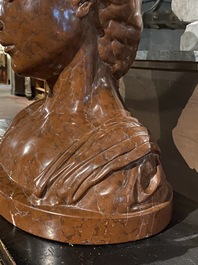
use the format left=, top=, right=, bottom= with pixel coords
left=43, top=30, right=125, bottom=123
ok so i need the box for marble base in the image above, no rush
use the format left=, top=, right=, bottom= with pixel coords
left=0, top=166, right=172, bottom=245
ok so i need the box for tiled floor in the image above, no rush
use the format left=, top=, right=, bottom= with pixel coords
left=0, top=84, right=30, bottom=119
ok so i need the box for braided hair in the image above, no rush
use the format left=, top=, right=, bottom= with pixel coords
left=72, top=0, right=142, bottom=79
left=98, top=0, right=142, bottom=79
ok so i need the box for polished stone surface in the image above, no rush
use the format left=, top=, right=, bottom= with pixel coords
left=0, top=78, right=197, bottom=264
left=0, top=192, right=197, bottom=264
left=0, top=0, right=172, bottom=244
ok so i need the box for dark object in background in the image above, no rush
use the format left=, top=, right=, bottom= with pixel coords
left=14, top=74, right=25, bottom=96
left=142, top=0, right=186, bottom=29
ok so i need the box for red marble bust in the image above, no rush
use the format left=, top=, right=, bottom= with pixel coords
left=0, top=0, right=172, bottom=244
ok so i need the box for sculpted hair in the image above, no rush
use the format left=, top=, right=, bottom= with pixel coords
left=97, top=0, right=142, bottom=79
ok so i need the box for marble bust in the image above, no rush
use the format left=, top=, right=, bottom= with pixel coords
left=0, top=0, right=172, bottom=244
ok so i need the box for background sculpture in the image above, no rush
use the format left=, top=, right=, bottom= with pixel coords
left=0, top=0, right=172, bottom=244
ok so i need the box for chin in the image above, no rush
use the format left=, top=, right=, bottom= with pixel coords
left=12, top=61, right=29, bottom=76
left=12, top=63, right=45, bottom=80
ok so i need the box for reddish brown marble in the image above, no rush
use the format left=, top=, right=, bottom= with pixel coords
left=0, top=0, right=172, bottom=244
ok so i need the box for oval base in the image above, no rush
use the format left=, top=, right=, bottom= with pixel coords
left=0, top=167, right=172, bottom=245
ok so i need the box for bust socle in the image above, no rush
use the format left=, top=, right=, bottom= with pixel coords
left=0, top=0, right=172, bottom=244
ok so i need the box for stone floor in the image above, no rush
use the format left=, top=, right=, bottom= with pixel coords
left=0, top=84, right=30, bottom=119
